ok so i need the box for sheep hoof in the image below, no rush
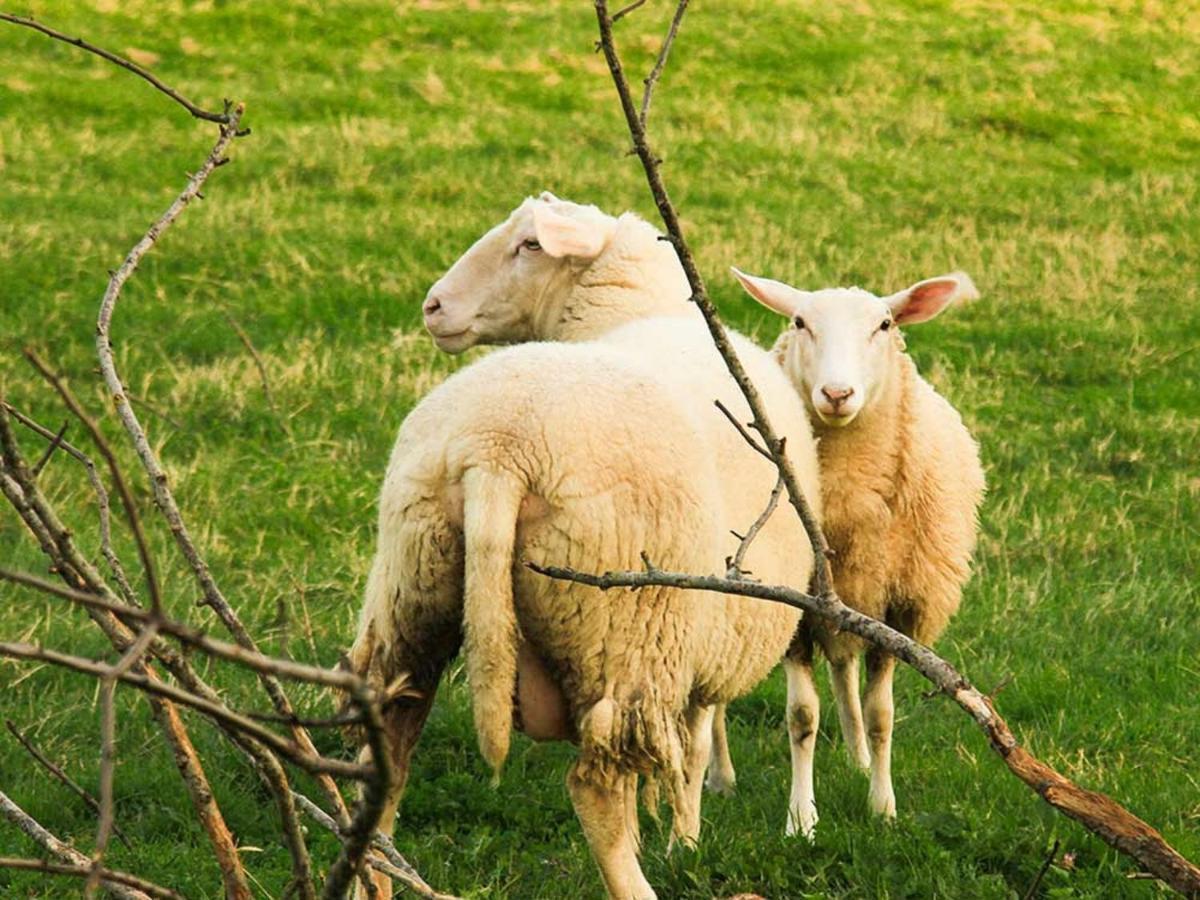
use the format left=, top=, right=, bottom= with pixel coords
left=869, top=790, right=896, bottom=821
left=785, top=806, right=818, bottom=841
left=704, top=770, right=736, bottom=796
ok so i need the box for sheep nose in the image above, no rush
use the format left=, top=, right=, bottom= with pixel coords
left=821, top=384, right=855, bottom=408
left=422, top=294, right=443, bottom=317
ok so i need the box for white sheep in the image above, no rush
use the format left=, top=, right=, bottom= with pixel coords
left=722, top=266, right=986, bottom=837
left=349, top=195, right=822, bottom=899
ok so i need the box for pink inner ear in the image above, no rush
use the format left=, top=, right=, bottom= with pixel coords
left=532, top=205, right=607, bottom=259
left=893, top=279, right=959, bottom=325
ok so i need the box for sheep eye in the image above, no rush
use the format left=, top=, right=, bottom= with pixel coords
left=520, top=239, right=541, bottom=252
left=793, top=315, right=806, bottom=331
left=879, top=319, right=892, bottom=332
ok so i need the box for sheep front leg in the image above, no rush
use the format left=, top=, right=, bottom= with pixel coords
left=704, top=704, right=736, bottom=795
left=863, top=648, right=897, bottom=820
left=568, top=763, right=656, bottom=900
left=670, top=704, right=715, bottom=850
left=828, top=655, right=870, bottom=771
left=784, top=655, right=820, bottom=839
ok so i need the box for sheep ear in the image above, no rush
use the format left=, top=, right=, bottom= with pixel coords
left=532, top=203, right=613, bottom=260
left=885, top=272, right=979, bottom=325
left=731, top=267, right=803, bottom=317
left=538, top=190, right=560, bottom=203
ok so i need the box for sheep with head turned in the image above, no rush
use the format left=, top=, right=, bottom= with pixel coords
left=720, top=266, right=986, bottom=837
left=349, top=195, right=821, bottom=899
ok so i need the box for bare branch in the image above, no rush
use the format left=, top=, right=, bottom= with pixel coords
left=23, top=349, right=163, bottom=615
left=89, top=102, right=350, bottom=828
left=611, top=0, right=648, bottom=24
left=0, top=858, right=181, bottom=900
left=593, top=0, right=834, bottom=599
left=0, top=12, right=232, bottom=123
left=292, top=793, right=461, bottom=900
left=726, top=472, right=785, bottom=578
left=2, top=402, right=138, bottom=602
left=30, top=419, right=69, bottom=475
left=0, top=641, right=371, bottom=780
left=87, top=623, right=160, bottom=897
left=528, top=559, right=1200, bottom=894
left=638, top=0, right=688, bottom=128
left=223, top=311, right=280, bottom=418
left=0, top=790, right=155, bottom=900
left=4, top=719, right=131, bottom=849
left=713, top=399, right=773, bottom=461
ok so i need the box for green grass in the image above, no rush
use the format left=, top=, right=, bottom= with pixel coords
left=1, top=0, right=1198, bottom=896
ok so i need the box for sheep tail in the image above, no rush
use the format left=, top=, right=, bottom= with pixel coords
left=461, top=465, right=525, bottom=780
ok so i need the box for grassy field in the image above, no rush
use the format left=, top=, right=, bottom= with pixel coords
left=2, top=0, right=1198, bottom=896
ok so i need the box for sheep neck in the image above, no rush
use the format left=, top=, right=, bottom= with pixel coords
left=536, top=215, right=692, bottom=342
left=815, top=350, right=915, bottom=536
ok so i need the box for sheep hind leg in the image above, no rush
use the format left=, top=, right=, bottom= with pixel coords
left=704, top=704, right=736, bottom=796
left=828, top=655, right=870, bottom=772
left=669, top=704, right=714, bottom=851
left=784, top=655, right=819, bottom=839
left=354, top=679, right=441, bottom=900
left=863, top=648, right=897, bottom=820
left=568, top=763, right=656, bottom=900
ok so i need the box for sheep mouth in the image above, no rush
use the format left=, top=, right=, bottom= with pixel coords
left=815, top=408, right=859, bottom=427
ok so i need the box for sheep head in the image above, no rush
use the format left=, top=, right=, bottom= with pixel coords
left=422, top=192, right=619, bottom=352
left=733, top=268, right=978, bottom=428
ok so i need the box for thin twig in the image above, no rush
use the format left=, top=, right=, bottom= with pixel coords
left=1022, top=838, right=1061, bottom=900
left=90, top=103, right=351, bottom=831
left=727, top=472, right=785, bottom=578
left=612, top=0, right=648, bottom=23
left=0, top=12, right=232, bottom=123
left=594, top=0, right=833, bottom=599
left=527, top=558, right=1200, bottom=894
left=292, top=793, right=461, bottom=900
left=24, top=349, right=163, bottom=615
left=0, top=857, right=181, bottom=900
left=223, top=311, right=279, bottom=416
left=638, top=0, right=688, bottom=128
left=87, top=623, right=160, bottom=897
left=2, top=402, right=138, bottom=602
left=0, top=641, right=371, bottom=780
left=4, top=719, right=131, bottom=849
left=0, top=790, right=155, bottom=900
left=30, top=419, right=69, bottom=475
left=713, top=399, right=773, bottom=461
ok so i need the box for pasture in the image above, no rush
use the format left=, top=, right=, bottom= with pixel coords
left=1, top=0, right=1198, bottom=896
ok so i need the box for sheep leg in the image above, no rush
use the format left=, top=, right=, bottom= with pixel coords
left=704, top=704, right=737, bottom=795
left=828, top=655, right=871, bottom=771
left=623, top=773, right=640, bottom=850
left=863, top=648, right=897, bottom=820
left=669, top=703, right=715, bottom=851
left=568, top=763, right=656, bottom=900
left=784, top=655, right=820, bottom=839
left=353, top=683, right=440, bottom=900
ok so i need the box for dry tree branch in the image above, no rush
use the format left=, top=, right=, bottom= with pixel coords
left=89, top=102, right=351, bottom=832
left=30, top=419, right=69, bottom=475
left=572, top=2, right=1200, bottom=895
left=86, top=623, right=161, bottom=897
left=0, top=12, right=233, bottom=123
left=292, top=794, right=461, bottom=900
left=593, top=0, right=834, bottom=598
left=0, top=641, right=371, bottom=780
left=222, top=311, right=280, bottom=418
left=529, top=559, right=1200, bottom=893
left=0, top=411, right=253, bottom=896
left=638, top=0, right=688, bottom=128
left=2, top=402, right=139, bottom=603
left=4, top=719, right=132, bottom=849
left=23, top=349, right=163, bottom=615
left=726, top=472, right=784, bottom=578
left=0, top=858, right=182, bottom=900
left=0, top=789, right=158, bottom=900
